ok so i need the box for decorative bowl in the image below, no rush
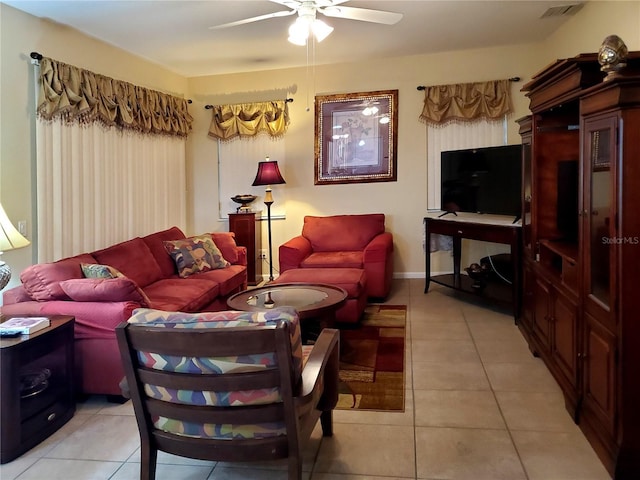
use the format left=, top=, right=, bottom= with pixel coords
left=231, top=195, right=257, bottom=212
left=465, top=263, right=490, bottom=291
left=231, top=194, right=257, bottom=206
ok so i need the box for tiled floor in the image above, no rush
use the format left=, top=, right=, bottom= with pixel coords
left=1, top=279, right=612, bottom=479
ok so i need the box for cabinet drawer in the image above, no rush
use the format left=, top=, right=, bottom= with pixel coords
left=427, top=220, right=517, bottom=244
left=20, top=382, right=63, bottom=421
left=21, top=400, right=72, bottom=441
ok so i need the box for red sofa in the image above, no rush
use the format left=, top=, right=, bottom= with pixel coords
left=279, top=214, right=394, bottom=298
left=0, top=227, right=247, bottom=397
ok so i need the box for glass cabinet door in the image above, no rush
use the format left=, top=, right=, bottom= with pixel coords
left=583, top=117, right=616, bottom=311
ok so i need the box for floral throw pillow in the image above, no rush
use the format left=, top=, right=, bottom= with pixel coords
left=81, top=263, right=123, bottom=279
left=163, top=234, right=230, bottom=278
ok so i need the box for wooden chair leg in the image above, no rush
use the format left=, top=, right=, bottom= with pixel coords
left=320, top=409, right=333, bottom=437
left=106, top=394, right=129, bottom=404
left=320, top=335, right=340, bottom=410
left=139, top=443, right=158, bottom=480
left=288, top=452, right=303, bottom=480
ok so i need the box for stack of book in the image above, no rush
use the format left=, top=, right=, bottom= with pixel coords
left=0, top=317, right=50, bottom=336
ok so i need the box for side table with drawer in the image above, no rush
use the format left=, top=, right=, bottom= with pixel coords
left=0, top=315, right=76, bottom=464
left=424, top=213, right=522, bottom=319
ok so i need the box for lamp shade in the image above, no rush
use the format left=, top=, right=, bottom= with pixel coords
left=0, top=203, right=30, bottom=252
left=252, top=160, right=286, bottom=187
left=311, top=19, right=333, bottom=43
left=288, top=17, right=333, bottom=45
left=288, top=17, right=310, bottom=46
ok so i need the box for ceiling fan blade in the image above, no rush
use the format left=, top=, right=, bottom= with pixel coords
left=209, top=9, right=295, bottom=30
left=320, top=6, right=403, bottom=25
left=269, top=0, right=350, bottom=7
left=269, top=0, right=302, bottom=7
left=318, top=0, right=350, bottom=6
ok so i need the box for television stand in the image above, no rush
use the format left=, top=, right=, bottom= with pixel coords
left=424, top=213, right=522, bottom=319
left=438, top=210, right=458, bottom=218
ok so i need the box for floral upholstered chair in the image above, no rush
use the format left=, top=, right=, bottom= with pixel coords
left=116, top=307, right=339, bottom=480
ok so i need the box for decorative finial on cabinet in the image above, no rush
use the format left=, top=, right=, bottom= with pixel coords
left=598, top=35, right=628, bottom=80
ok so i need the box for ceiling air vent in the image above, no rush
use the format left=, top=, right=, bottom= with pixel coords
left=540, top=3, right=584, bottom=18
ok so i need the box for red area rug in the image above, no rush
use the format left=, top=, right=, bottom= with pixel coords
left=337, top=304, right=406, bottom=411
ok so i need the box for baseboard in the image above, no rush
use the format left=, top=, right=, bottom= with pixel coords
left=393, top=271, right=453, bottom=279
left=266, top=272, right=452, bottom=281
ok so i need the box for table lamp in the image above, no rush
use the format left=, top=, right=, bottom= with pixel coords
left=252, top=156, right=286, bottom=282
left=0, top=203, right=31, bottom=290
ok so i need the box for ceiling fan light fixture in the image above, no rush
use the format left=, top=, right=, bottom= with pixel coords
left=288, top=17, right=310, bottom=45
left=288, top=14, right=333, bottom=45
left=311, top=19, right=333, bottom=42
left=210, top=1, right=403, bottom=48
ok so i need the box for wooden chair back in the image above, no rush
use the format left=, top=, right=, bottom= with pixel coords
left=117, top=318, right=313, bottom=479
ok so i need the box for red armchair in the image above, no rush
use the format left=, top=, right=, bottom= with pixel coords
left=279, top=214, right=393, bottom=298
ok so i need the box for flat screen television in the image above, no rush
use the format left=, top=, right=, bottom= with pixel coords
left=440, top=145, right=522, bottom=219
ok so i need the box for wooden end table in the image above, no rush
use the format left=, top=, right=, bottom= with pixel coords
left=227, top=283, right=347, bottom=342
left=0, top=315, right=75, bottom=464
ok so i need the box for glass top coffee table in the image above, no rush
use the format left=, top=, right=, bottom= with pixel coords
left=227, top=283, right=347, bottom=341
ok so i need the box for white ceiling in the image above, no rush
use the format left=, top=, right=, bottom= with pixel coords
left=3, top=0, right=582, bottom=77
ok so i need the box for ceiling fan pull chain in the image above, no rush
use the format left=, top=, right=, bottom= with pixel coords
left=312, top=36, right=317, bottom=106
left=306, top=38, right=311, bottom=111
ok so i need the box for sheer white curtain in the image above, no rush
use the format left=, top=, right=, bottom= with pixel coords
left=426, top=119, right=507, bottom=210
left=217, top=136, right=287, bottom=220
left=36, top=121, right=186, bottom=262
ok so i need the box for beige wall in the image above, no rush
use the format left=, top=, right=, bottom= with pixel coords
left=0, top=4, right=187, bottom=289
left=1, top=1, right=638, bottom=290
left=187, top=1, right=640, bottom=278
left=540, top=1, right=640, bottom=60
left=188, top=44, right=541, bottom=278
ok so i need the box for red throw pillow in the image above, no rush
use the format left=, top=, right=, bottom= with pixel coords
left=59, top=278, right=150, bottom=306
left=20, top=254, right=97, bottom=301
left=211, top=232, right=239, bottom=264
left=92, top=238, right=163, bottom=288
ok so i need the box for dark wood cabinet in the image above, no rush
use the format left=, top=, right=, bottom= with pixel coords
left=519, top=48, right=640, bottom=478
left=229, top=212, right=262, bottom=285
left=531, top=274, right=552, bottom=350
left=524, top=262, right=581, bottom=418
left=520, top=260, right=535, bottom=336
left=582, top=312, right=617, bottom=432
left=552, top=290, right=579, bottom=395
left=1, top=316, right=75, bottom=464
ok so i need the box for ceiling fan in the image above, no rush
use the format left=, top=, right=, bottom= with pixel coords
left=209, top=1, right=403, bottom=46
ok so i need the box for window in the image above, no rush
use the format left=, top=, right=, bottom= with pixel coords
left=217, top=137, right=287, bottom=220
left=426, top=119, right=506, bottom=210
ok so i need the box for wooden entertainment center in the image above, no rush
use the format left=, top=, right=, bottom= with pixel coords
left=518, top=45, right=640, bottom=478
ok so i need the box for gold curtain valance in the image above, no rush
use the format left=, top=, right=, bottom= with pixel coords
left=207, top=101, right=289, bottom=141
left=419, top=79, right=512, bottom=125
left=37, top=57, right=193, bottom=138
